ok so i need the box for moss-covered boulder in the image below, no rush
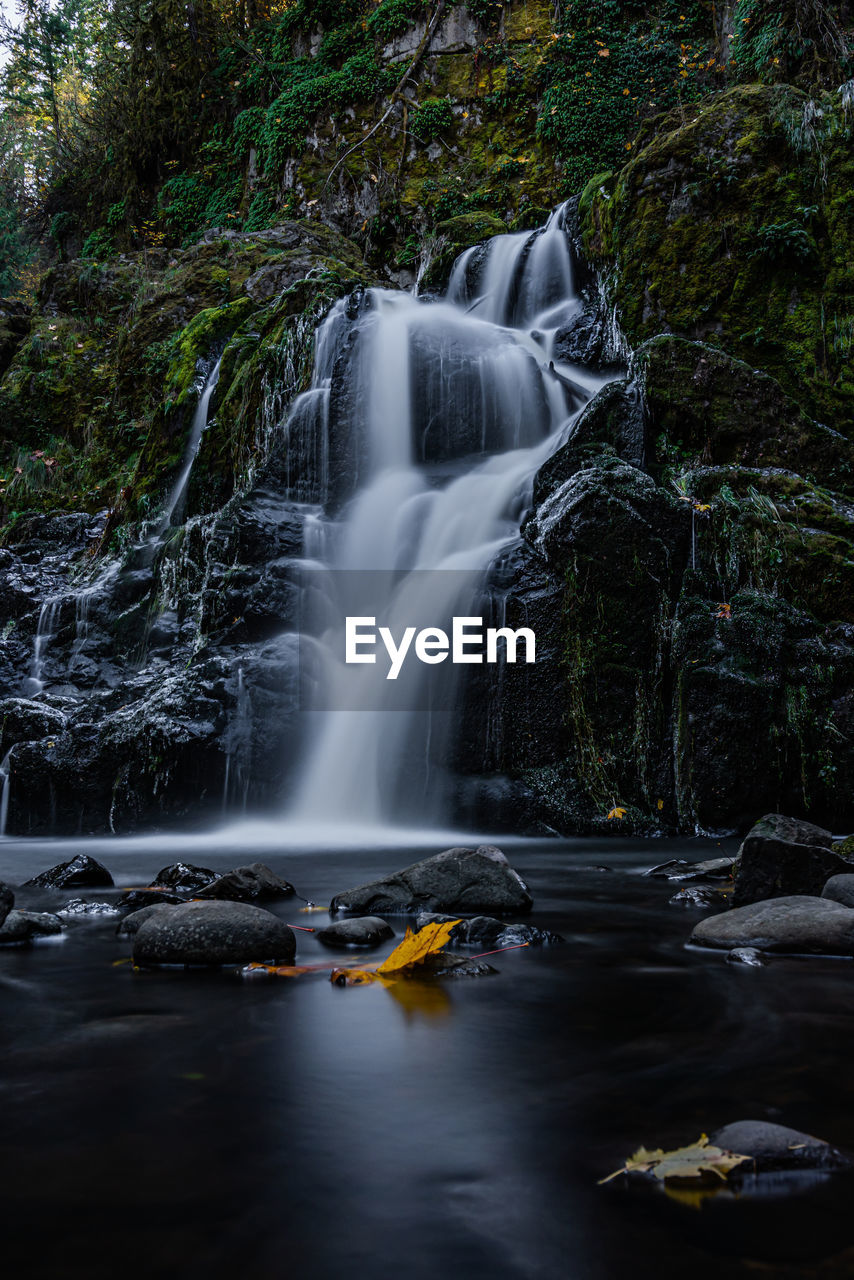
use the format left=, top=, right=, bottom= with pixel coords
left=419, top=210, right=508, bottom=292
left=581, top=84, right=854, bottom=431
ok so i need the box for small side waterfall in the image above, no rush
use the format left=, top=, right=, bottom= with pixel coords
left=281, top=202, right=611, bottom=830
left=22, top=596, right=62, bottom=696
left=157, top=358, right=222, bottom=534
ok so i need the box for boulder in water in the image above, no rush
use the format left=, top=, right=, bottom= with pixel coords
left=821, top=874, right=854, bottom=908
left=0, top=881, right=12, bottom=927
left=149, top=863, right=217, bottom=894
left=196, top=862, right=295, bottom=903
left=414, top=912, right=562, bottom=947
left=691, top=895, right=854, bottom=954
left=132, top=900, right=296, bottom=967
left=315, top=917, right=395, bottom=948
left=330, top=846, right=532, bottom=916
left=117, top=903, right=179, bottom=937
left=24, top=854, right=114, bottom=890
left=0, top=909, right=64, bottom=944
left=733, top=813, right=845, bottom=906
left=709, top=1120, right=851, bottom=1172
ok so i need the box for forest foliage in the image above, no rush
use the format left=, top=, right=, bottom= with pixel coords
left=0, top=0, right=851, bottom=294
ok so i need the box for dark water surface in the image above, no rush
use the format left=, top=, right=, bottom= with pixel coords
left=2, top=834, right=854, bottom=1279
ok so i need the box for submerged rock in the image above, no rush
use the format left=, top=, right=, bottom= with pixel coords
left=669, top=886, right=729, bottom=908
left=24, top=854, right=114, bottom=890
left=416, top=952, right=497, bottom=979
left=0, top=881, right=12, bottom=927
left=330, top=846, right=533, bottom=916
left=315, top=917, right=395, bottom=948
left=691, top=895, right=854, bottom=955
left=0, top=909, right=64, bottom=944
left=58, top=899, right=120, bottom=917
left=149, top=863, right=217, bottom=894
left=733, top=813, right=846, bottom=907
left=120, top=889, right=185, bottom=911
left=726, top=947, right=768, bottom=967
left=132, top=900, right=296, bottom=967
left=648, top=857, right=736, bottom=882
left=196, top=862, right=295, bottom=903
left=710, top=1120, right=851, bottom=1172
left=414, top=912, right=563, bottom=947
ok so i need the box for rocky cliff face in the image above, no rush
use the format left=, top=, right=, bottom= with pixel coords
left=1, top=12, right=853, bottom=837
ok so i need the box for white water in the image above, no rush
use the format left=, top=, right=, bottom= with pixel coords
left=285, top=203, right=609, bottom=829
left=157, top=358, right=222, bottom=534
left=22, top=596, right=62, bottom=697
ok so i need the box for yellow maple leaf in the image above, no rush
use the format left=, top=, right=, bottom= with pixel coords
left=377, top=919, right=461, bottom=975
left=606, top=806, right=627, bottom=820
left=600, top=1135, right=750, bottom=1185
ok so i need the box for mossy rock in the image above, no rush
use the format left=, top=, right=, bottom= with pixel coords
left=639, top=336, right=854, bottom=494
left=581, top=84, right=854, bottom=431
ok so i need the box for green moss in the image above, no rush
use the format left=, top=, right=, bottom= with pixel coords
left=581, top=84, right=854, bottom=430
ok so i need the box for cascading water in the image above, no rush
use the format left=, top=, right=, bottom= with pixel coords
left=156, top=358, right=222, bottom=535
left=22, top=596, right=62, bottom=697
left=281, top=203, right=612, bottom=830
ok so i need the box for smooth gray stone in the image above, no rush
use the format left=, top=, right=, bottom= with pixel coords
left=133, top=900, right=296, bottom=967
left=692, top=895, right=854, bottom=955
left=710, top=1120, right=851, bottom=1171
left=331, top=845, right=532, bottom=916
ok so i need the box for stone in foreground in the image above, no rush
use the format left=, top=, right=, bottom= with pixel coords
left=330, top=846, right=532, bottom=916
left=821, top=874, right=854, bottom=908
left=733, top=813, right=845, bottom=907
left=315, top=917, right=395, bottom=948
left=710, top=1120, right=851, bottom=1172
left=133, top=900, right=296, bottom=967
left=0, top=909, right=64, bottom=944
left=691, top=895, right=854, bottom=955
left=24, top=854, right=114, bottom=890
left=117, top=903, right=178, bottom=937
left=196, top=862, right=295, bottom=903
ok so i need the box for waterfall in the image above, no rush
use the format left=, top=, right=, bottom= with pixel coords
left=22, top=596, right=62, bottom=696
left=278, top=202, right=611, bottom=830
left=157, top=358, right=221, bottom=534
left=0, top=749, right=11, bottom=837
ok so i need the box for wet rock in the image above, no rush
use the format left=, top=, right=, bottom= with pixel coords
left=58, top=899, right=120, bottom=917
left=648, top=856, right=736, bottom=882
left=315, top=917, right=395, bottom=948
left=417, top=952, right=497, bottom=978
left=149, top=863, right=217, bottom=894
left=0, top=909, right=64, bottom=944
left=669, top=886, right=729, bottom=908
left=733, top=813, right=846, bottom=907
left=133, top=900, right=296, bottom=967
left=121, top=889, right=185, bottom=911
left=821, top=874, right=854, bottom=908
left=0, top=697, right=68, bottom=754
left=24, top=854, right=114, bottom=890
left=834, top=835, right=854, bottom=856
left=330, top=846, right=532, bottom=916
left=116, top=903, right=179, bottom=937
left=196, top=862, right=295, bottom=903
left=726, top=947, right=768, bottom=967
left=0, top=881, right=12, bottom=927
left=414, top=912, right=563, bottom=947
left=710, top=1120, right=851, bottom=1172
left=691, top=895, right=854, bottom=955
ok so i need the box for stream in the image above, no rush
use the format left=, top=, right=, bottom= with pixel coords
left=2, top=834, right=854, bottom=1278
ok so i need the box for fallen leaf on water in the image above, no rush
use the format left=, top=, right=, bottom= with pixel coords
left=377, top=919, right=460, bottom=975
left=298, top=904, right=326, bottom=914
left=599, top=1135, right=750, bottom=1185
left=331, top=919, right=461, bottom=986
